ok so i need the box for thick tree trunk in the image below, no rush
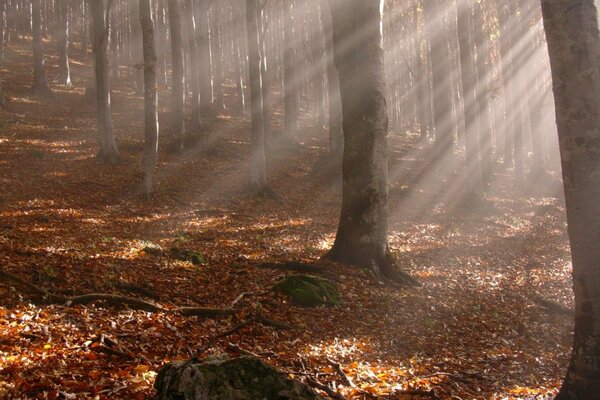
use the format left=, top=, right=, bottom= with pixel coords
left=542, top=1, right=600, bottom=398
left=140, top=0, right=158, bottom=196
left=245, top=0, right=267, bottom=193
left=31, top=0, right=52, bottom=96
left=90, top=0, right=119, bottom=163
left=167, top=0, right=185, bottom=151
left=55, top=0, right=70, bottom=85
left=326, top=0, right=416, bottom=285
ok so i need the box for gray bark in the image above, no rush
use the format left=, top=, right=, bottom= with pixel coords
left=167, top=0, right=185, bottom=150
left=31, top=0, right=52, bottom=96
left=542, top=0, right=600, bottom=398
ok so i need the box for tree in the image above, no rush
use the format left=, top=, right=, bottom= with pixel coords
left=541, top=0, right=600, bottom=397
left=325, top=0, right=416, bottom=285
left=140, top=0, right=158, bottom=196
left=31, top=0, right=52, bottom=96
left=283, top=0, right=299, bottom=137
left=89, top=0, right=120, bottom=163
left=55, top=0, right=71, bottom=85
left=245, top=0, right=267, bottom=195
left=167, top=0, right=185, bottom=151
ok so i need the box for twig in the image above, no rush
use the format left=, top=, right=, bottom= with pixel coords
left=327, top=358, right=354, bottom=388
left=306, top=378, right=348, bottom=400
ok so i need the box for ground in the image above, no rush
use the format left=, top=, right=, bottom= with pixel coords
left=0, top=38, right=573, bottom=399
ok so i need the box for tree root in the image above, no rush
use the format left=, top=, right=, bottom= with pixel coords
left=0, top=269, right=233, bottom=317
left=245, top=184, right=284, bottom=202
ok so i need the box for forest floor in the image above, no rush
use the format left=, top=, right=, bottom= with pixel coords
left=0, top=39, right=573, bottom=399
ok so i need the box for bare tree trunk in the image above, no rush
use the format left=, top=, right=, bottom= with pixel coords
left=167, top=0, right=185, bottom=151
left=456, top=0, right=483, bottom=199
left=196, top=0, right=211, bottom=114
left=325, top=0, right=416, bottom=286
left=55, top=0, right=70, bottom=85
left=31, top=0, right=52, bottom=96
left=90, top=0, right=119, bottom=163
left=283, top=0, right=299, bottom=137
left=541, top=0, right=600, bottom=397
left=140, top=0, right=158, bottom=196
left=0, top=0, right=6, bottom=64
left=320, top=0, right=342, bottom=156
left=184, top=0, right=201, bottom=130
left=129, top=0, right=143, bottom=94
left=245, top=0, right=267, bottom=193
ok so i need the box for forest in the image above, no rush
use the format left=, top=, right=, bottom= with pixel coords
left=0, top=0, right=599, bottom=399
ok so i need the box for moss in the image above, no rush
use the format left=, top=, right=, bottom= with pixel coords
left=169, top=247, right=207, bottom=265
left=273, top=275, right=340, bottom=307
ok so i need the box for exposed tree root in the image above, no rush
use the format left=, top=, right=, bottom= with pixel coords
left=533, top=293, right=574, bottom=316
left=306, top=378, right=348, bottom=400
left=0, top=269, right=234, bottom=317
left=245, top=184, right=284, bottom=202
left=323, top=248, right=420, bottom=287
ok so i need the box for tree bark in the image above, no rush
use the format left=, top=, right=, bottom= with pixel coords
left=456, top=0, right=484, bottom=199
left=129, top=0, right=143, bottom=94
left=140, top=0, right=158, bottom=196
left=167, top=0, right=185, bottom=151
left=542, top=0, right=600, bottom=398
left=55, top=0, right=71, bottom=85
left=245, top=0, right=267, bottom=193
left=283, top=0, right=299, bottom=137
left=31, top=0, right=52, bottom=96
left=90, top=0, right=120, bottom=163
left=325, top=0, right=416, bottom=285
left=195, top=0, right=212, bottom=114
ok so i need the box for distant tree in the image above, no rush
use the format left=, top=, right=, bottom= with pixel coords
left=139, top=0, right=158, bottom=196
left=0, top=0, right=5, bottom=64
left=55, top=0, right=71, bottom=85
left=89, top=0, right=119, bottom=163
left=283, top=0, right=299, bottom=137
left=30, top=0, right=52, bottom=96
left=245, top=0, right=267, bottom=195
left=541, top=0, right=600, bottom=397
left=325, top=0, right=416, bottom=285
left=167, top=0, right=185, bottom=151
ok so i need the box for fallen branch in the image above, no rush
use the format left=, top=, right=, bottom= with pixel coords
left=1, top=269, right=233, bottom=317
left=327, top=358, right=354, bottom=388
left=306, top=378, right=348, bottom=400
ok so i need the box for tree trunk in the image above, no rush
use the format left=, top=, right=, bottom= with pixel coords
left=196, top=0, right=212, bottom=115
left=129, top=0, right=143, bottom=94
left=542, top=0, right=600, bottom=398
left=320, top=0, right=342, bottom=156
left=55, top=0, right=70, bottom=85
left=0, top=0, right=6, bottom=64
left=90, top=0, right=119, bottom=163
left=167, top=0, right=185, bottom=151
left=184, top=0, right=201, bottom=130
left=283, top=0, right=299, bottom=137
left=456, top=0, right=483, bottom=199
left=140, top=0, right=158, bottom=196
left=325, top=0, right=416, bottom=286
left=31, top=0, right=52, bottom=96
left=245, top=0, right=267, bottom=193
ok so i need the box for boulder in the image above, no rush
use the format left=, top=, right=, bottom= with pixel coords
left=154, top=355, right=323, bottom=400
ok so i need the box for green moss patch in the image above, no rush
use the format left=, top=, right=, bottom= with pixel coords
left=273, top=274, right=340, bottom=307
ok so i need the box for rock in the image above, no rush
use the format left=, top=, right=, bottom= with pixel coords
left=154, top=355, right=324, bottom=400
left=273, top=275, right=340, bottom=307
left=140, top=241, right=163, bottom=255
left=170, top=247, right=207, bottom=265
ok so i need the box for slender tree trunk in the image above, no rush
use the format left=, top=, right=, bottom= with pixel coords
left=31, top=0, right=52, bottom=96
left=0, top=0, right=6, bottom=64
left=245, top=0, right=267, bottom=193
left=90, top=0, right=119, bottom=163
left=184, top=0, right=201, bottom=130
left=167, top=0, right=185, bottom=151
left=140, top=0, right=158, bottom=196
left=283, top=0, right=299, bottom=137
left=320, top=0, right=342, bottom=156
left=129, top=0, right=143, bottom=94
left=55, top=0, right=70, bottom=85
left=81, top=0, right=87, bottom=56
left=195, top=0, right=211, bottom=114
left=456, top=0, right=483, bottom=199
left=110, top=0, right=119, bottom=80
left=412, top=0, right=428, bottom=141
left=541, top=0, right=600, bottom=398
left=326, top=0, right=416, bottom=286
left=210, top=2, right=225, bottom=110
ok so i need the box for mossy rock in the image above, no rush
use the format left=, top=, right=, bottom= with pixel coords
left=169, top=247, right=207, bottom=265
left=141, top=241, right=163, bottom=255
left=273, top=274, right=340, bottom=307
left=154, top=355, right=324, bottom=400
